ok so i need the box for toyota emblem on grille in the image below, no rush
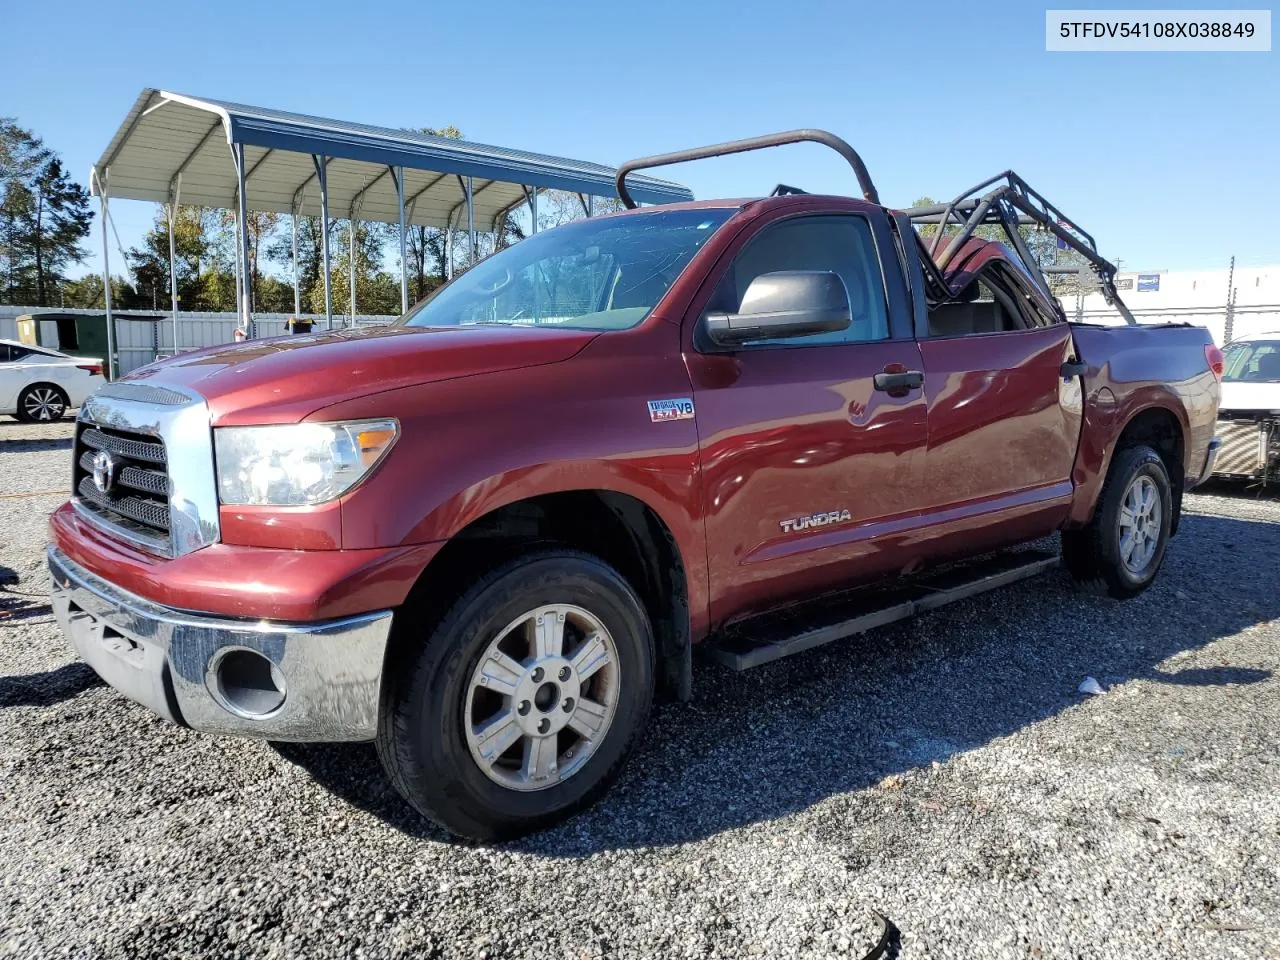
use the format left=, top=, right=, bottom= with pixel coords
left=91, top=450, right=118, bottom=494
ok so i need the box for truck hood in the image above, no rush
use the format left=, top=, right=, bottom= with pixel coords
left=123, top=324, right=597, bottom=423
left=1220, top=380, right=1280, bottom=413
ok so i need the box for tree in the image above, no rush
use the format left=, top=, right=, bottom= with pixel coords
left=310, top=221, right=401, bottom=316
left=60, top=273, right=137, bottom=309
left=536, top=191, right=621, bottom=232
left=910, top=194, right=1083, bottom=279
left=266, top=214, right=323, bottom=313
left=401, top=126, right=463, bottom=304
left=126, top=206, right=208, bottom=310
left=0, top=119, right=93, bottom=305
left=216, top=209, right=281, bottom=311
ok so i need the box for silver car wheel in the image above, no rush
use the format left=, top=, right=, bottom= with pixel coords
left=23, top=387, right=65, bottom=421
left=1118, top=474, right=1161, bottom=576
left=464, top=603, right=620, bottom=792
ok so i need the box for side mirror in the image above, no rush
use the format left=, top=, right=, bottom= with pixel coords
left=704, top=271, right=851, bottom=346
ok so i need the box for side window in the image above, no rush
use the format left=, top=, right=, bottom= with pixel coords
left=704, top=215, right=889, bottom=346
left=0, top=345, right=11, bottom=363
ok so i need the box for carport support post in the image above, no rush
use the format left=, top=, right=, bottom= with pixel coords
left=233, top=142, right=253, bottom=338
left=314, top=155, right=333, bottom=329
left=232, top=207, right=243, bottom=328
left=394, top=166, right=407, bottom=315
left=530, top=187, right=538, bottom=235
left=348, top=211, right=357, bottom=324
left=166, top=199, right=179, bottom=357
left=291, top=202, right=301, bottom=318
left=466, top=176, right=476, bottom=265
left=96, top=170, right=117, bottom=381
left=165, top=172, right=182, bottom=356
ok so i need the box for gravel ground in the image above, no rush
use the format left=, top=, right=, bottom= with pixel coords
left=1, top=417, right=1278, bottom=960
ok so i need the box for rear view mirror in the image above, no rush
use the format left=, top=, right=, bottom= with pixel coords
left=705, top=271, right=851, bottom=346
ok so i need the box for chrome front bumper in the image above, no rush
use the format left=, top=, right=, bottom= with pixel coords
left=48, top=547, right=393, bottom=741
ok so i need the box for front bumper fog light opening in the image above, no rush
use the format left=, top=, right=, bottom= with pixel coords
left=210, top=648, right=287, bottom=719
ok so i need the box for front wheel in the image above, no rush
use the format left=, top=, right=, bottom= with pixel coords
left=16, top=384, right=68, bottom=422
left=1062, top=444, right=1173, bottom=599
left=376, top=551, right=655, bottom=840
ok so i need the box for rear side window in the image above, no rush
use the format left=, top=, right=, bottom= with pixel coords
left=0, top=344, right=44, bottom=361
left=704, top=215, right=890, bottom=346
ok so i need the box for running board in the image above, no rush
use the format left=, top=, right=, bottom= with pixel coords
left=706, top=550, right=1060, bottom=671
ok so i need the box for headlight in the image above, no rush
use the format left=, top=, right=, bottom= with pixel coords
left=214, top=419, right=399, bottom=506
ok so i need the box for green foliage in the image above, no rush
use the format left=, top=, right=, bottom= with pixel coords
left=909, top=194, right=1088, bottom=280
left=310, top=221, right=403, bottom=317
left=401, top=126, right=464, bottom=307
left=126, top=206, right=208, bottom=309
left=59, top=273, right=137, bottom=309
left=0, top=118, right=93, bottom=305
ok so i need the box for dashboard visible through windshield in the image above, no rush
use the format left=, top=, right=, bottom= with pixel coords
left=400, top=208, right=733, bottom=332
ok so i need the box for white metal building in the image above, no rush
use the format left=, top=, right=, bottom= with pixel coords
left=1063, top=262, right=1280, bottom=344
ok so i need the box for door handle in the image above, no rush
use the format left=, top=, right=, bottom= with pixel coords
left=1060, top=359, right=1087, bottom=380
left=873, top=370, right=924, bottom=392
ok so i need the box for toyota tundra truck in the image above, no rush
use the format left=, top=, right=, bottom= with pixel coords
left=48, top=131, right=1222, bottom=840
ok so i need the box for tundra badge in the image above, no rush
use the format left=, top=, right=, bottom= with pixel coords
left=647, top=398, right=695, bottom=423
left=780, top=509, right=853, bottom=533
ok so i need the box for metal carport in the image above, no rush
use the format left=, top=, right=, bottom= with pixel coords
left=91, top=89, right=693, bottom=377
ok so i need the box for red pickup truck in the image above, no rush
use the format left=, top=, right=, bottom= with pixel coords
left=48, top=132, right=1221, bottom=840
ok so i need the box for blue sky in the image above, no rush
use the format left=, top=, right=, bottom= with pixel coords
left=5, top=0, right=1275, bottom=276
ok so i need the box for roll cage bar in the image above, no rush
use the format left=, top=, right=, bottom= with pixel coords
left=614, top=130, right=1135, bottom=326
left=614, top=129, right=881, bottom=209
left=904, top=170, right=1136, bottom=325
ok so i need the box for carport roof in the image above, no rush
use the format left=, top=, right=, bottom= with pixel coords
left=91, top=89, right=693, bottom=230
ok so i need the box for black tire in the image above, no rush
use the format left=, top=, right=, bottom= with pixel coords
left=1062, top=444, right=1173, bottom=599
left=15, top=383, right=69, bottom=423
left=376, top=550, right=655, bottom=841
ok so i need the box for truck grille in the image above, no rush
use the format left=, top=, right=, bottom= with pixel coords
left=72, top=422, right=172, bottom=552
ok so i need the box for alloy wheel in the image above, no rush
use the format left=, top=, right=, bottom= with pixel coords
left=463, top=603, right=620, bottom=791
left=23, top=387, right=65, bottom=421
left=1118, top=474, right=1161, bottom=576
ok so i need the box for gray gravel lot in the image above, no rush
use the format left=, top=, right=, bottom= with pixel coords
left=1, top=417, right=1277, bottom=959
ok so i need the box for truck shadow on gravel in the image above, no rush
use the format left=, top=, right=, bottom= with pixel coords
left=0, top=662, right=102, bottom=708
left=273, top=511, right=1279, bottom=852
left=0, top=420, right=74, bottom=453
left=0, top=436, right=73, bottom=453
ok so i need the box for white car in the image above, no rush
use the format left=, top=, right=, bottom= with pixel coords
left=1213, top=332, right=1280, bottom=480
left=0, top=339, right=105, bottom=422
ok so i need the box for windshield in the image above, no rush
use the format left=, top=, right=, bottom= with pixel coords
left=401, top=208, right=733, bottom=332
left=1223, top=340, right=1280, bottom=382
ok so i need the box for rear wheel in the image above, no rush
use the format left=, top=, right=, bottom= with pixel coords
left=376, top=551, right=655, bottom=840
left=15, top=383, right=68, bottom=422
left=1062, top=443, right=1172, bottom=599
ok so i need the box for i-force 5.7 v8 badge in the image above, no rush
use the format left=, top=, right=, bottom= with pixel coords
left=647, top=398, right=695, bottom=422
left=779, top=509, right=853, bottom=534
